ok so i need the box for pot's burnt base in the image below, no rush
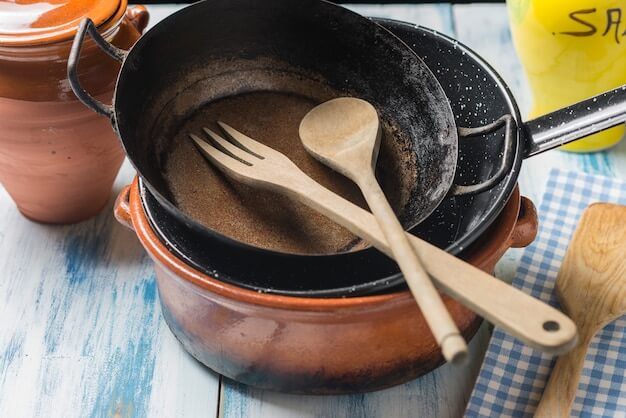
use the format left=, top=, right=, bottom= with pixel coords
left=161, top=301, right=482, bottom=394
left=155, top=265, right=482, bottom=394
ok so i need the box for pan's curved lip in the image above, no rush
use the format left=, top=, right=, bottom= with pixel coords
left=112, top=0, right=459, bottom=261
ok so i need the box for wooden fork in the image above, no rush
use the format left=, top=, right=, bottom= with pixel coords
left=189, top=122, right=577, bottom=355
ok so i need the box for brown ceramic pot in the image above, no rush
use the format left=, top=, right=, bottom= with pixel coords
left=114, top=177, right=537, bottom=394
left=0, top=0, right=149, bottom=224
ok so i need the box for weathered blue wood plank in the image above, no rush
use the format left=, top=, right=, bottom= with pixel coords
left=0, top=159, right=220, bottom=417
left=0, top=166, right=154, bottom=416
left=0, top=5, right=220, bottom=416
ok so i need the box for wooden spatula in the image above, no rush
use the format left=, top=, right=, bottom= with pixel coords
left=535, top=203, right=626, bottom=417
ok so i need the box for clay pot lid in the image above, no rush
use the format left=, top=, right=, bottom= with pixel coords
left=0, top=0, right=123, bottom=46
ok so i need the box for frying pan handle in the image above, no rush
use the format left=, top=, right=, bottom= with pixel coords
left=524, top=86, right=626, bottom=157
left=67, top=18, right=128, bottom=119
left=451, top=115, right=516, bottom=196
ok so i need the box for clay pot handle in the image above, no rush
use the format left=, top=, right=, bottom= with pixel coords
left=126, top=5, right=150, bottom=34
left=510, top=197, right=538, bottom=248
left=114, top=185, right=134, bottom=230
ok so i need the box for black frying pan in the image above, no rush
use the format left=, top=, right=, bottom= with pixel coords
left=68, top=1, right=626, bottom=297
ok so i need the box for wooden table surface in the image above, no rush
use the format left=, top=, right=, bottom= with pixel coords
left=1, top=3, right=625, bottom=418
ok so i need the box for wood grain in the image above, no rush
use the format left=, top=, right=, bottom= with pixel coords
left=0, top=8, right=221, bottom=411
left=534, top=204, right=626, bottom=418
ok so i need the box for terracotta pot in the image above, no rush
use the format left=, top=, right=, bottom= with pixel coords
left=0, top=1, right=149, bottom=224
left=115, top=177, right=537, bottom=394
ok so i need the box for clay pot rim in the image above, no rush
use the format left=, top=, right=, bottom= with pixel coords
left=0, top=0, right=128, bottom=47
left=124, top=176, right=522, bottom=310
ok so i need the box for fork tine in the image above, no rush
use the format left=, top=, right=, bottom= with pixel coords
left=201, top=127, right=255, bottom=164
left=190, top=134, right=252, bottom=176
left=217, top=121, right=268, bottom=159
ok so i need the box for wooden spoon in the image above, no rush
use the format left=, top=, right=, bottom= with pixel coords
left=299, top=97, right=468, bottom=364
left=534, top=203, right=626, bottom=417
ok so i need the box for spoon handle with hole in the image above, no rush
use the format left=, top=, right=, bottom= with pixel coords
left=289, top=173, right=577, bottom=355
left=357, top=170, right=467, bottom=363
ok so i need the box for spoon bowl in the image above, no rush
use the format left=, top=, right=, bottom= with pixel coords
left=300, top=97, right=381, bottom=181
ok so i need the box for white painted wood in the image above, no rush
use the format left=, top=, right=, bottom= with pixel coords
left=0, top=158, right=220, bottom=418
left=142, top=4, right=186, bottom=31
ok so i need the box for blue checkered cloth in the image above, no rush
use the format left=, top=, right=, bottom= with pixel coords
left=466, top=169, right=626, bottom=418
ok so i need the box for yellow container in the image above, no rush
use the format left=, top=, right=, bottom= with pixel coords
left=507, top=0, right=626, bottom=152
